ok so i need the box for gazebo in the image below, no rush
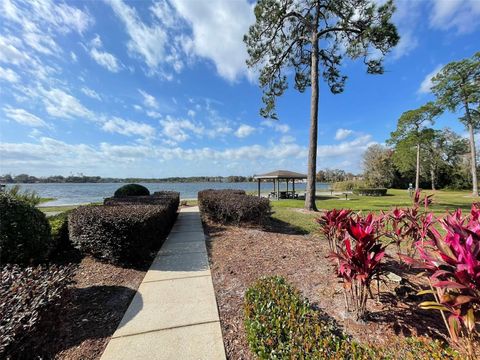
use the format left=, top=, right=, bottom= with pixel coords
left=253, top=170, right=307, bottom=199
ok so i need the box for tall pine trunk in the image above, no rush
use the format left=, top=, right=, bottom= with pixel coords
left=305, top=11, right=319, bottom=211
left=468, top=122, right=478, bottom=197
left=430, top=166, right=436, bottom=191
left=466, top=105, right=478, bottom=197
left=415, top=143, right=420, bottom=191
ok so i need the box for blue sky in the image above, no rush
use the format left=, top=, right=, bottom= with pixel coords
left=0, top=0, right=479, bottom=178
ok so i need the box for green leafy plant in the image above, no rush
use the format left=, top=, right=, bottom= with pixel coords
left=0, top=193, right=52, bottom=264
left=244, top=276, right=458, bottom=359
left=3, top=184, right=42, bottom=206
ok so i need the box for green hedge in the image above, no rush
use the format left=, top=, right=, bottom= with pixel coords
left=0, top=193, right=52, bottom=264
left=113, top=183, right=150, bottom=197
left=352, top=188, right=388, bottom=196
left=104, top=191, right=179, bottom=212
left=68, top=204, right=176, bottom=265
left=244, top=277, right=459, bottom=359
left=0, top=264, right=74, bottom=357
left=331, top=180, right=366, bottom=191
left=198, top=189, right=270, bottom=225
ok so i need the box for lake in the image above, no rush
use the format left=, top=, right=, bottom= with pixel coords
left=7, top=182, right=331, bottom=206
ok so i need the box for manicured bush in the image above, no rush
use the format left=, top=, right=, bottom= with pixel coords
left=244, top=276, right=459, bottom=359
left=353, top=188, right=388, bottom=196
left=198, top=189, right=270, bottom=225
left=0, top=264, right=74, bottom=357
left=69, top=204, right=176, bottom=265
left=0, top=193, right=52, bottom=264
left=113, top=183, right=150, bottom=197
left=331, top=180, right=366, bottom=191
left=104, top=191, right=180, bottom=213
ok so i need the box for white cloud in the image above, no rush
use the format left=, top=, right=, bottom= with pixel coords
left=318, top=135, right=376, bottom=162
left=187, top=109, right=195, bottom=117
left=0, top=66, right=19, bottom=82
left=138, top=89, right=159, bottom=109
left=102, top=117, right=156, bottom=139
left=160, top=116, right=204, bottom=143
left=417, top=64, right=443, bottom=94
left=390, top=31, right=418, bottom=60
left=0, top=132, right=379, bottom=175
left=3, top=106, right=49, bottom=127
left=335, top=128, right=354, bottom=140
left=146, top=110, right=161, bottom=119
left=71, top=51, right=77, bottom=62
left=261, top=120, right=290, bottom=133
left=1, top=0, right=93, bottom=35
left=106, top=0, right=171, bottom=72
left=0, top=35, right=30, bottom=65
left=429, top=0, right=480, bottom=33
left=81, top=86, right=101, bottom=100
left=39, top=87, right=94, bottom=119
left=235, top=124, right=255, bottom=138
left=170, top=0, right=255, bottom=82
left=88, top=35, right=121, bottom=72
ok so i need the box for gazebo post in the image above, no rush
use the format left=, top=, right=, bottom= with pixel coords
left=293, top=179, right=295, bottom=196
left=257, top=179, right=261, bottom=197
left=286, top=179, right=289, bottom=194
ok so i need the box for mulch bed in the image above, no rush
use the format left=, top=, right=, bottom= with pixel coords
left=205, top=218, right=448, bottom=360
left=29, top=255, right=148, bottom=360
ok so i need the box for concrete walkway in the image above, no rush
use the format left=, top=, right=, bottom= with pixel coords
left=101, top=206, right=226, bottom=360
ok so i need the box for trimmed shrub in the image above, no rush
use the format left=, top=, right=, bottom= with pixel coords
left=0, top=264, right=74, bottom=357
left=104, top=191, right=180, bottom=213
left=113, top=183, right=150, bottom=197
left=353, top=188, right=388, bottom=196
left=0, top=193, right=52, bottom=264
left=198, top=189, right=270, bottom=225
left=331, top=180, right=366, bottom=191
left=244, top=276, right=459, bottom=359
left=69, top=204, right=176, bottom=264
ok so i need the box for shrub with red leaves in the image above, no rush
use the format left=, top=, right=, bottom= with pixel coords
left=316, top=209, right=352, bottom=252
left=385, top=190, right=435, bottom=260
left=403, top=205, right=480, bottom=357
left=0, top=264, right=75, bottom=358
left=330, top=213, right=387, bottom=319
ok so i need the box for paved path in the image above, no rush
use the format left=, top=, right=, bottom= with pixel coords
left=101, top=206, right=226, bottom=360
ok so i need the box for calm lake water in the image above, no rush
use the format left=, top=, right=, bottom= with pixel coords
left=8, top=182, right=330, bottom=206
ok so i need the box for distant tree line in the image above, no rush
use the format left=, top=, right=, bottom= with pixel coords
left=0, top=174, right=255, bottom=184
left=315, top=169, right=359, bottom=183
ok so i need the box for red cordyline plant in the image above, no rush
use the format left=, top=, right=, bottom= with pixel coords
left=316, top=209, right=352, bottom=252
left=330, top=213, right=387, bottom=320
left=385, top=190, right=434, bottom=261
left=403, top=205, right=480, bottom=358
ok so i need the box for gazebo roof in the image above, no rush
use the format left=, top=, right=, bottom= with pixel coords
left=254, top=170, right=307, bottom=179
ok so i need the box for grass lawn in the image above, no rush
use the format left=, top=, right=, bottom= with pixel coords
left=271, top=189, right=478, bottom=234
